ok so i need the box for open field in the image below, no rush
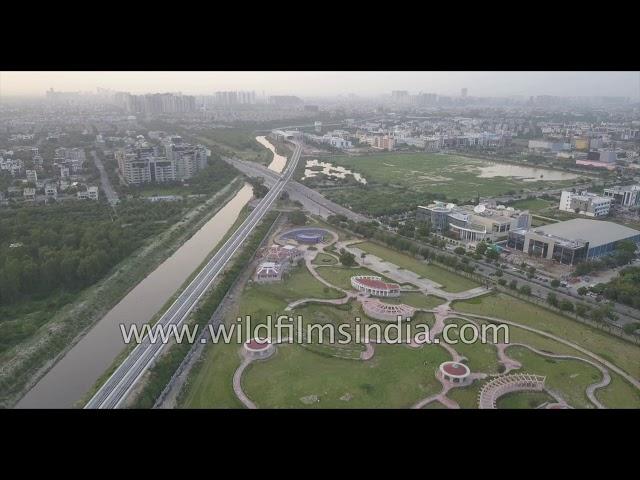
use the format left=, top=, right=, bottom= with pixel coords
left=242, top=343, right=449, bottom=408
left=506, top=345, right=602, bottom=408
left=313, top=152, right=587, bottom=215
left=315, top=266, right=393, bottom=291
left=356, top=241, right=480, bottom=292
left=508, top=198, right=556, bottom=213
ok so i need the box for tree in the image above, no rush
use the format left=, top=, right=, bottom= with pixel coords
left=495, top=269, right=503, bottom=277
left=575, top=304, right=589, bottom=317
left=454, top=246, right=466, bottom=255
left=498, top=278, right=507, bottom=286
left=475, top=242, right=487, bottom=255
left=509, top=279, right=518, bottom=290
left=527, top=266, right=536, bottom=279
left=559, top=299, right=574, bottom=312
left=519, top=285, right=531, bottom=295
left=485, top=248, right=499, bottom=261
left=338, top=248, right=357, bottom=267
left=577, top=286, right=588, bottom=296
left=288, top=211, right=307, bottom=226
left=547, top=292, right=558, bottom=307
left=550, top=279, right=560, bottom=288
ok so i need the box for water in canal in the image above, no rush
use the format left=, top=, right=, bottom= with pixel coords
left=17, top=137, right=286, bottom=408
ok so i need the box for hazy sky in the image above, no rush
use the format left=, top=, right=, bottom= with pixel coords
left=1, top=71, right=639, bottom=98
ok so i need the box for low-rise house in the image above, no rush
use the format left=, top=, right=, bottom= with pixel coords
left=23, top=187, right=36, bottom=201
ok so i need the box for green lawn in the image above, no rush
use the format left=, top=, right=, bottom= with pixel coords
left=496, top=391, right=555, bottom=409
left=452, top=292, right=640, bottom=379
left=311, top=253, right=338, bottom=266
left=314, top=265, right=393, bottom=291
left=390, top=292, right=446, bottom=309
left=506, top=345, right=603, bottom=408
left=447, top=382, right=482, bottom=409
left=508, top=198, right=555, bottom=213
left=356, top=241, right=480, bottom=293
left=242, top=343, right=450, bottom=408
left=442, top=318, right=502, bottom=374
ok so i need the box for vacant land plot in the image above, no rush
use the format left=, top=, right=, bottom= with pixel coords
left=315, top=153, right=586, bottom=215
left=356, top=241, right=480, bottom=292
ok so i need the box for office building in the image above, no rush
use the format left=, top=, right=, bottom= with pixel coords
left=507, top=218, right=640, bottom=265
left=603, top=185, right=640, bottom=207
left=559, top=191, right=612, bottom=217
left=416, top=201, right=531, bottom=242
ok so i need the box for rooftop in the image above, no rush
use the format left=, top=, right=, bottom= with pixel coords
left=535, top=218, right=640, bottom=249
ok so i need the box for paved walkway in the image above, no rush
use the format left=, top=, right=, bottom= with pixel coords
left=232, top=357, right=256, bottom=409
left=337, top=240, right=491, bottom=302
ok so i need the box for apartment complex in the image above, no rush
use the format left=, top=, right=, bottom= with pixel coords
left=117, top=92, right=196, bottom=115
left=559, top=191, right=612, bottom=217
left=116, top=137, right=207, bottom=185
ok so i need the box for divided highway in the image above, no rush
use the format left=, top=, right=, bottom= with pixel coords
left=85, top=141, right=302, bottom=409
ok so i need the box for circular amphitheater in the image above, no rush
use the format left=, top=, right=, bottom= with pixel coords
left=478, top=373, right=547, bottom=409
left=362, top=299, right=416, bottom=322
left=438, top=361, right=471, bottom=385
left=243, top=338, right=275, bottom=360
left=280, top=228, right=329, bottom=245
left=351, top=276, right=401, bottom=297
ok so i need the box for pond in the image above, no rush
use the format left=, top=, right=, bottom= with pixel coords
left=477, top=163, right=579, bottom=182
left=302, top=159, right=367, bottom=184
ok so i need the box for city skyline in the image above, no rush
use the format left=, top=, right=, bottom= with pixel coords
left=1, top=71, right=639, bottom=99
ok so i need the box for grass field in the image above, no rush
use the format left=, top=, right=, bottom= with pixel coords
left=242, top=343, right=449, bottom=408
left=506, top=345, right=602, bottom=408
left=311, top=253, right=338, bottom=266
left=496, top=391, right=555, bottom=409
left=314, top=266, right=393, bottom=291
left=355, top=241, right=480, bottom=292
left=452, top=292, right=640, bottom=379
left=315, top=152, right=585, bottom=216
left=508, top=198, right=555, bottom=213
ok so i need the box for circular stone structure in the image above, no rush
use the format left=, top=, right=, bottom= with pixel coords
left=243, top=338, right=275, bottom=360
left=362, top=299, right=415, bottom=322
left=351, top=275, right=401, bottom=297
left=438, top=361, right=471, bottom=385
left=281, top=228, right=329, bottom=245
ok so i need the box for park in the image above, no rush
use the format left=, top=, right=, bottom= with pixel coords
left=179, top=219, right=640, bottom=409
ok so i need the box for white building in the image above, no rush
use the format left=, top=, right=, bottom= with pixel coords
left=26, top=169, right=38, bottom=184
left=45, top=185, right=58, bottom=199
left=77, top=186, right=99, bottom=201
left=23, top=188, right=36, bottom=201
left=559, top=191, right=611, bottom=217
left=598, top=150, right=617, bottom=163
left=603, top=185, right=640, bottom=207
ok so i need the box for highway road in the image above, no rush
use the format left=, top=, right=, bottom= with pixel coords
left=85, top=141, right=302, bottom=409
left=224, top=157, right=369, bottom=223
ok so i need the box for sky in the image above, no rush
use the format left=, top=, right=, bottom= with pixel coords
left=1, top=71, right=639, bottom=98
